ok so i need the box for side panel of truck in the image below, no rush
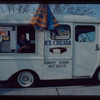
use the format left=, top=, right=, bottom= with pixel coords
left=42, top=23, right=73, bottom=79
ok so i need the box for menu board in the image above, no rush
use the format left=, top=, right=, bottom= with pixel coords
left=0, top=27, right=16, bottom=49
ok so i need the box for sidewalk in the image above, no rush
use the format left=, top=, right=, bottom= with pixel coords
left=0, top=85, right=100, bottom=96
left=0, top=87, right=58, bottom=95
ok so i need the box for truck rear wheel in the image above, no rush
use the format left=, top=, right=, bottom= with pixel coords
left=96, top=71, right=100, bottom=83
left=17, top=71, right=35, bottom=88
left=93, top=69, right=100, bottom=84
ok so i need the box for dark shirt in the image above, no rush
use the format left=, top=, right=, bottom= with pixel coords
left=17, top=40, right=28, bottom=53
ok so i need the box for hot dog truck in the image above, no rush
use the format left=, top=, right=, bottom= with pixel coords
left=0, top=13, right=100, bottom=88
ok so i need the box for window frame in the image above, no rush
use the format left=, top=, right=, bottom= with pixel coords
left=50, top=24, right=71, bottom=40
left=75, top=25, right=95, bottom=43
left=17, top=25, right=36, bottom=54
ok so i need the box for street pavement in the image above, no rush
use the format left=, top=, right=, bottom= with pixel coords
left=0, top=79, right=100, bottom=96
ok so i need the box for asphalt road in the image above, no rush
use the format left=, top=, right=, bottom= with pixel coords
left=0, top=78, right=100, bottom=96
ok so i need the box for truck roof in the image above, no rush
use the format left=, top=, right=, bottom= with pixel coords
left=0, top=13, right=100, bottom=24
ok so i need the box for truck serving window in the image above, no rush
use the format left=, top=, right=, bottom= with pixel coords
left=75, top=25, right=95, bottom=42
left=0, top=26, right=35, bottom=53
left=17, top=25, right=35, bottom=53
left=50, top=25, right=71, bottom=40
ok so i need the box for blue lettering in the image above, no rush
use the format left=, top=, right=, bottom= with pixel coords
left=53, top=40, right=71, bottom=45
left=44, top=40, right=52, bottom=45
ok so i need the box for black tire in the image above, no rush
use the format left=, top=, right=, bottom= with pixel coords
left=16, top=71, right=36, bottom=88
left=93, top=69, right=100, bottom=84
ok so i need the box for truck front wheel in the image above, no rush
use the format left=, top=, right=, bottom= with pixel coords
left=17, top=71, right=35, bottom=88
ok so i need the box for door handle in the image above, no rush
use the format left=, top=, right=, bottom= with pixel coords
left=95, top=44, right=99, bottom=51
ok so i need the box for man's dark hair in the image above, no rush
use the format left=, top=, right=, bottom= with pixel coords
left=20, top=33, right=26, bottom=37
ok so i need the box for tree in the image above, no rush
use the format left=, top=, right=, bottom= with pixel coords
left=0, top=5, right=5, bottom=13
left=0, top=4, right=95, bottom=16
left=0, top=4, right=35, bottom=14
left=49, top=4, right=95, bottom=16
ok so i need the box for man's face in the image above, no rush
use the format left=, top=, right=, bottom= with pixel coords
left=20, top=34, right=25, bottom=42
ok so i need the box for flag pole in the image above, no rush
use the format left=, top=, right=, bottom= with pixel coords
left=44, top=4, right=47, bottom=64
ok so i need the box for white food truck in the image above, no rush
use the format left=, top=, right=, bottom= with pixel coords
left=0, top=13, right=100, bottom=88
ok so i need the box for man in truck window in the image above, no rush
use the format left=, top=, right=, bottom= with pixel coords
left=17, top=33, right=30, bottom=53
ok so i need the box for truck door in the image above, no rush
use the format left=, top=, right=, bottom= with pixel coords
left=73, top=23, right=99, bottom=77
left=43, top=23, right=73, bottom=79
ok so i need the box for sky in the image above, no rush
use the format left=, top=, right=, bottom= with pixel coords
left=85, top=4, right=100, bottom=19
left=33, top=4, right=100, bottom=19
left=0, top=4, right=100, bottom=19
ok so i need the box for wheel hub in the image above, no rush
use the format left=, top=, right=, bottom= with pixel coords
left=17, top=71, right=34, bottom=87
left=22, top=75, right=30, bottom=82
